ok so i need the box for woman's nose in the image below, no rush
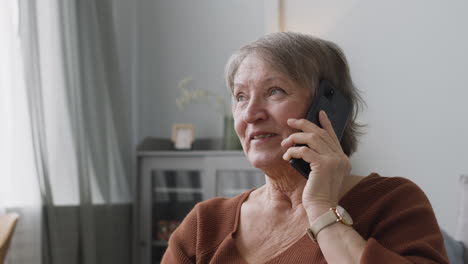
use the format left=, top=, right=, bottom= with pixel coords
left=242, top=97, right=267, bottom=123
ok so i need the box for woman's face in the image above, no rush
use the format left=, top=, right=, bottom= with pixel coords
left=232, top=54, right=311, bottom=169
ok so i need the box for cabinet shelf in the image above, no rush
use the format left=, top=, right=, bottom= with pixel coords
left=153, top=240, right=168, bottom=247
left=153, top=187, right=203, bottom=193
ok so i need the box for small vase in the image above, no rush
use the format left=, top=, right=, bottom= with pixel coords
left=223, top=115, right=242, bottom=150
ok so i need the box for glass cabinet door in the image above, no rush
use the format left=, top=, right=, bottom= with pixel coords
left=137, top=152, right=259, bottom=264
left=216, top=170, right=265, bottom=197
left=151, top=170, right=203, bottom=262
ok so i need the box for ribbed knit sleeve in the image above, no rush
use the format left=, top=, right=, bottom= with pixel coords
left=343, top=175, right=448, bottom=264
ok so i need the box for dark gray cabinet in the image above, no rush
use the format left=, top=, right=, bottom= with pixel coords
left=134, top=139, right=264, bottom=264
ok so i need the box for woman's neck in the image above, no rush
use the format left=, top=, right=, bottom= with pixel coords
left=260, top=165, right=308, bottom=210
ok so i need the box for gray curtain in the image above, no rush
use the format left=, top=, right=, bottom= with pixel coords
left=19, top=0, right=134, bottom=263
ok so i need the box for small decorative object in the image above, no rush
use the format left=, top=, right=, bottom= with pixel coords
left=157, top=220, right=169, bottom=241
left=157, top=220, right=181, bottom=242
left=168, top=220, right=180, bottom=235
left=175, top=76, right=242, bottom=150
left=171, top=123, right=195, bottom=149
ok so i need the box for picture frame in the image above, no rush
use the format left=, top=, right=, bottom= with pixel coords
left=171, top=123, right=195, bottom=149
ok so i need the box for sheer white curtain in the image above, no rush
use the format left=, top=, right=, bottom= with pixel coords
left=0, top=0, right=42, bottom=263
left=1, top=0, right=135, bottom=263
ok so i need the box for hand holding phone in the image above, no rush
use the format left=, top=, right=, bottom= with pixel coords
left=289, top=80, right=351, bottom=179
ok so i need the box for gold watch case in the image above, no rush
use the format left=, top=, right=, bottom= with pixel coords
left=306, top=205, right=353, bottom=243
left=333, top=205, right=353, bottom=226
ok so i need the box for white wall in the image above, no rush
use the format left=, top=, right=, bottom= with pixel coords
left=113, top=0, right=140, bottom=149
left=136, top=0, right=265, bottom=141
left=114, top=0, right=467, bottom=235
left=281, top=0, right=468, bottom=235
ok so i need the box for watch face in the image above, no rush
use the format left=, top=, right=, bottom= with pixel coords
left=336, top=205, right=353, bottom=226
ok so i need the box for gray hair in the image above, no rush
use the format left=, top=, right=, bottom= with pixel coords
left=225, top=32, right=365, bottom=156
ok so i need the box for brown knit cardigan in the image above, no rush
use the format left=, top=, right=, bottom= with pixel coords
left=162, top=173, right=448, bottom=263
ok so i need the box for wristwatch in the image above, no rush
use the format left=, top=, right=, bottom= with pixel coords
left=306, top=205, right=353, bottom=243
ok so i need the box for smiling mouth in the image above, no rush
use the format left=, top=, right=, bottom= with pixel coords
left=252, top=134, right=276, bottom=140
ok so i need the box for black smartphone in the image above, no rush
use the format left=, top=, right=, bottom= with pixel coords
left=289, top=80, right=352, bottom=179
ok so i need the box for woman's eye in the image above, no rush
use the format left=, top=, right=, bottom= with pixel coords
left=236, top=94, right=247, bottom=102
left=270, top=87, right=285, bottom=96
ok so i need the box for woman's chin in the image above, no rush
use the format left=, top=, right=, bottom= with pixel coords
left=247, top=152, right=286, bottom=169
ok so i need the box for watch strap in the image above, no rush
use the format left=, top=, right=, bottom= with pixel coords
left=307, top=209, right=338, bottom=242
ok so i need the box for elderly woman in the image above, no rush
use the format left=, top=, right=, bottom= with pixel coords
left=162, top=32, right=448, bottom=263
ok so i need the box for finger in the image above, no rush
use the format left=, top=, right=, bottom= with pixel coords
left=287, top=117, right=320, bottom=131
left=287, top=118, right=338, bottom=152
left=318, top=111, right=341, bottom=149
left=281, top=132, right=333, bottom=154
left=282, top=145, right=320, bottom=163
